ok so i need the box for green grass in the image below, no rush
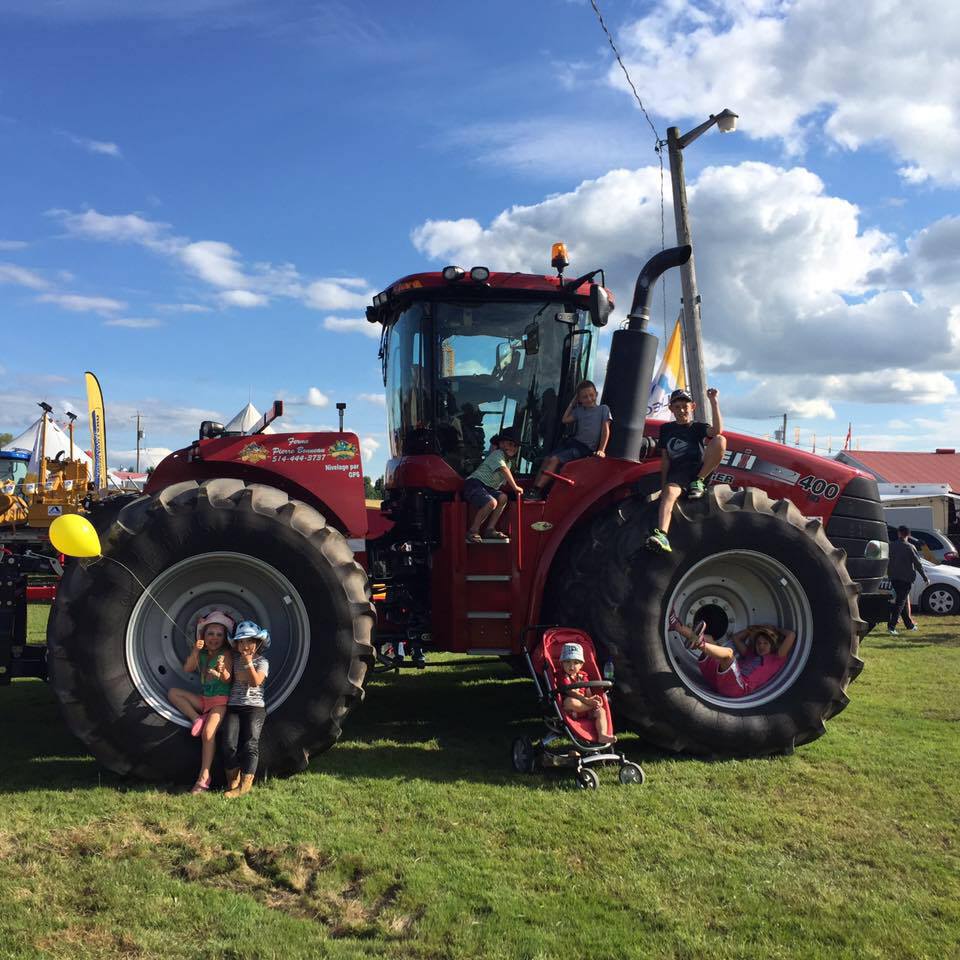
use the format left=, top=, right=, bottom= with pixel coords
left=2, top=608, right=959, bottom=959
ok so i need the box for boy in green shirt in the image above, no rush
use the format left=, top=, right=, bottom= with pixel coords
left=463, top=428, right=523, bottom=543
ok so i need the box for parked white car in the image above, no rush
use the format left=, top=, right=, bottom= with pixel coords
left=881, top=559, right=960, bottom=615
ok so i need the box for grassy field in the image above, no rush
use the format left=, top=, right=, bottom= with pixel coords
left=2, top=607, right=958, bottom=960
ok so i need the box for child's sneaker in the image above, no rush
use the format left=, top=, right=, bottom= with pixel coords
left=909, top=624, right=920, bottom=631
left=646, top=528, right=671, bottom=553
left=686, top=478, right=706, bottom=499
left=887, top=627, right=898, bottom=636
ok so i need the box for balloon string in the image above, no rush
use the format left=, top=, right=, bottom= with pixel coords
left=83, top=554, right=190, bottom=642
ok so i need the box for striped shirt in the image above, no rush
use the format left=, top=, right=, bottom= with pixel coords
left=228, top=655, right=269, bottom=707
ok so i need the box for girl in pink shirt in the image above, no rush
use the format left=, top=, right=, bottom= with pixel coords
left=669, top=615, right=797, bottom=698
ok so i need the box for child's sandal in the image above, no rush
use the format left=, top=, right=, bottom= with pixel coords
left=189, top=775, right=211, bottom=795
left=483, top=529, right=509, bottom=540
left=465, top=532, right=483, bottom=544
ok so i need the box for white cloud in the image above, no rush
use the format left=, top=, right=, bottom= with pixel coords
left=323, top=315, right=381, bottom=339
left=156, top=302, right=213, bottom=313
left=218, top=289, right=268, bottom=308
left=50, top=207, right=373, bottom=314
left=0, top=240, right=28, bottom=250
left=0, top=262, right=47, bottom=289
left=358, top=392, right=386, bottom=407
left=53, top=208, right=172, bottom=248
left=360, top=435, right=381, bottom=461
left=66, top=133, right=121, bottom=157
left=181, top=240, right=247, bottom=288
left=307, top=387, right=329, bottom=407
left=440, top=119, right=651, bottom=179
left=103, top=317, right=164, bottom=328
left=37, top=292, right=125, bottom=315
left=612, top=0, right=960, bottom=185
left=412, top=161, right=960, bottom=410
left=305, top=280, right=371, bottom=311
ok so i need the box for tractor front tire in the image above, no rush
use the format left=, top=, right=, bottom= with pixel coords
left=47, top=479, right=374, bottom=781
left=547, top=484, right=865, bottom=757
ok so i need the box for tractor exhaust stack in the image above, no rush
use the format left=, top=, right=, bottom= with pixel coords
left=601, top=245, right=692, bottom=461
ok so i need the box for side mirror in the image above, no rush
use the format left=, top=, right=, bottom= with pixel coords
left=589, top=284, right=613, bottom=327
left=523, top=322, right=540, bottom=356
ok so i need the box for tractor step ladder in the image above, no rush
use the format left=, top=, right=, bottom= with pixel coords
left=462, top=519, right=516, bottom=655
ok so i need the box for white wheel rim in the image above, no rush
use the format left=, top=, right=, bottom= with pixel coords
left=664, top=549, right=814, bottom=709
left=125, top=551, right=311, bottom=725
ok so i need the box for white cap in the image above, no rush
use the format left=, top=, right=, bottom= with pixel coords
left=560, top=642, right=584, bottom=663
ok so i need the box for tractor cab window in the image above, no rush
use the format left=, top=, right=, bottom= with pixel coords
left=433, top=301, right=592, bottom=476
left=385, top=304, right=431, bottom=456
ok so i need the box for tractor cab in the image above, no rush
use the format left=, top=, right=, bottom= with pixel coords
left=368, top=254, right=614, bottom=484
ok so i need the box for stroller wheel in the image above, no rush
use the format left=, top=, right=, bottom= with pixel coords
left=511, top=736, right=536, bottom=773
left=574, top=768, right=600, bottom=790
left=618, top=762, right=645, bottom=786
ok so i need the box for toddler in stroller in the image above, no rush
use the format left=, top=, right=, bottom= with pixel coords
left=512, top=627, right=644, bottom=789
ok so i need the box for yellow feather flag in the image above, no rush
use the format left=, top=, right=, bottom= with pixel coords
left=84, top=371, right=108, bottom=490
left=647, top=314, right=687, bottom=419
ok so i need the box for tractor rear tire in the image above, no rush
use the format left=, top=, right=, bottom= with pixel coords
left=47, top=479, right=374, bottom=781
left=546, top=484, right=865, bottom=757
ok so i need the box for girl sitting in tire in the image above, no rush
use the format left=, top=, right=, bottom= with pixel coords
left=669, top=613, right=796, bottom=698
left=168, top=610, right=235, bottom=795
left=221, top=620, right=270, bottom=798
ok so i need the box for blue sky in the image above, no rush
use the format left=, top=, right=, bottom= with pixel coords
left=2, top=0, right=958, bottom=474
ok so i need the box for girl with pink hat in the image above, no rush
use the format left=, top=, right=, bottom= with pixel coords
left=168, top=610, right=236, bottom=794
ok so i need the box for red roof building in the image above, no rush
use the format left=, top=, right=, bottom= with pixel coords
left=835, top=449, right=960, bottom=493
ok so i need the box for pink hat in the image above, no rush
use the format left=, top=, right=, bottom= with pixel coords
left=196, top=610, right=236, bottom=643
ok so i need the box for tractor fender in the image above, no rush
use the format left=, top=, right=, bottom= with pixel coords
left=146, top=460, right=366, bottom=538
left=524, top=457, right=661, bottom=627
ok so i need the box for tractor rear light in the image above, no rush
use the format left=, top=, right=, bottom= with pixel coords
left=442, top=265, right=465, bottom=281
left=469, top=266, right=490, bottom=282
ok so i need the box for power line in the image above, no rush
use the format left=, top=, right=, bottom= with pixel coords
left=588, top=0, right=668, bottom=336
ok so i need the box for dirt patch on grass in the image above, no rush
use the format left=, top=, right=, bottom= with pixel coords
left=23, top=819, right=422, bottom=943
left=35, top=924, right=143, bottom=958
left=177, top=840, right=421, bottom=940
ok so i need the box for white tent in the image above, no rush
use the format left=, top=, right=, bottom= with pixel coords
left=6, top=415, right=93, bottom=473
left=224, top=402, right=276, bottom=435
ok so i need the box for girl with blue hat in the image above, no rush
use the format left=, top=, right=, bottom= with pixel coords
left=221, top=620, right=271, bottom=797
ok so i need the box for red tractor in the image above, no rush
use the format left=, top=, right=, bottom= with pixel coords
left=47, top=247, right=890, bottom=779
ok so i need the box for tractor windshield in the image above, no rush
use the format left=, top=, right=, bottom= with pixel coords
left=384, top=299, right=593, bottom=475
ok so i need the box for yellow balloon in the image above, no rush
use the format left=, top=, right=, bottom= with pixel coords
left=49, top=513, right=102, bottom=558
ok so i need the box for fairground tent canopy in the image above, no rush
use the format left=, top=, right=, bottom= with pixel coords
left=224, top=402, right=276, bottom=434
left=5, top=415, right=94, bottom=473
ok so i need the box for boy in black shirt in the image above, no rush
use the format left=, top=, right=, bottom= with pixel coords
left=647, top=387, right=725, bottom=553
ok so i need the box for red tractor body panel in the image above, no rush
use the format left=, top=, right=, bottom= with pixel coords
left=379, top=426, right=878, bottom=655
left=381, top=270, right=607, bottom=303
left=146, top=432, right=369, bottom=538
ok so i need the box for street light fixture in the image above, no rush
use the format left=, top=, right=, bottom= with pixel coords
left=664, top=108, right=739, bottom=413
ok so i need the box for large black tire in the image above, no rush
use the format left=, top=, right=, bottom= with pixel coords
left=47, top=479, right=374, bottom=780
left=546, top=484, right=865, bottom=757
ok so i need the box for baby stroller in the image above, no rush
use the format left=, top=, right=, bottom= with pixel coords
left=512, top=626, right=645, bottom=789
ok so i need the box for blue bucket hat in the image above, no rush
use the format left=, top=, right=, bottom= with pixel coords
left=229, top=619, right=271, bottom=651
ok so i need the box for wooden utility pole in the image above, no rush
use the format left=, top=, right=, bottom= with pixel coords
left=666, top=127, right=708, bottom=414
left=135, top=412, right=144, bottom=472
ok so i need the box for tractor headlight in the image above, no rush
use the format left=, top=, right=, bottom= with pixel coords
left=470, top=266, right=490, bottom=282
left=442, top=265, right=465, bottom=281
left=865, top=539, right=889, bottom=560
